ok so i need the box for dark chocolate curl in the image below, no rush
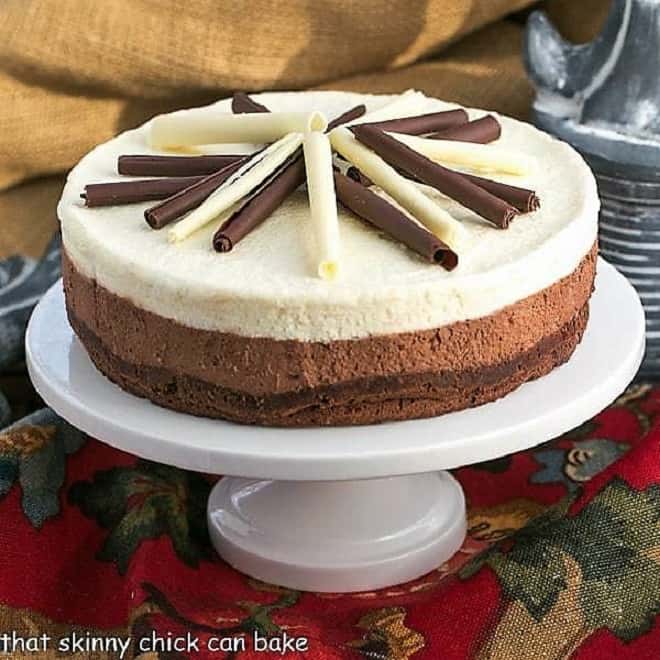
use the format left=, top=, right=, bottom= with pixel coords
left=232, top=91, right=269, bottom=113
left=334, top=171, right=458, bottom=270
left=352, top=125, right=518, bottom=229
left=144, top=159, right=245, bottom=229
left=83, top=176, right=204, bottom=207
left=359, top=109, right=469, bottom=136
left=461, top=172, right=540, bottom=213
left=214, top=155, right=306, bottom=252
left=118, top=154, right=246, bottom=177
left=326, top=104, right=367, bottom=131
left=430, top=115, right=501, bottom=143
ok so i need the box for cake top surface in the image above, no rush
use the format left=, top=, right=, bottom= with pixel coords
left=59, top=91, right=598, bottom=341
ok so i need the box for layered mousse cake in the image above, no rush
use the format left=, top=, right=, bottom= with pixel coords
left=58, top=90, right=598, bottom=426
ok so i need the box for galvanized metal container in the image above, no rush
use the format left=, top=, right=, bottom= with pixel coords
left=524, top=0, right=660, bottom=376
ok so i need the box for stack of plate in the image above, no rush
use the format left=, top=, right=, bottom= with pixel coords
left=596, top=170, right=660, bottom=378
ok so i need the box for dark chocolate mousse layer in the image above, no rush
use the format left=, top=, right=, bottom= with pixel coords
left=62, top=245, right=596, bottom=427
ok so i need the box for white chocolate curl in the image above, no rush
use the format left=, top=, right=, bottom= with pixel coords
left=168, top=133, right=303, bottom=243
left=388, top=132, right=534, bottom=176
left=343, top=89, right=428, bottom=126
left=150, top=111, right=327, bottom=149
left=329, top=127, right=467, bottom=251
left=303, top=131, right=340, bottom=280
left=348, top=89, right=429, bottom=126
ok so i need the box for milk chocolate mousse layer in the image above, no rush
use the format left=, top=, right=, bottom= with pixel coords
left=63, top=244, right=596, bottom=427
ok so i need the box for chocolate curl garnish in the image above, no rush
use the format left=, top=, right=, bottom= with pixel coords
left=326, top=104, right=367, bottom=131
left=461, top=172, right=540, bottom=213
left=355, top=156, right=538, bottom=214
left=232, top=91, right=269, bottom=113
left=352, top=161, right=538, bottom=213
left=82, top=176, right=204, bottom=207
left=118, top=154, right=246, bottom=177
left=430, top=115, right=501, bottom=143
left=358, top=109, right=469, bottom=136
left=144, top=159, right=245, bottom=229
left=352, top=125, right=518, bottom=229
left=334, top=171, right=457, bottom=270
left=213, top=155, right=306, bottom=252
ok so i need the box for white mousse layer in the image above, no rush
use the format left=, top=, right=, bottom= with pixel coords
left=59, top=91, right=599, bottom=341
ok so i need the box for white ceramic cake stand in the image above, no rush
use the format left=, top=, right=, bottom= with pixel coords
left=26, top=258, right=644, bottom=593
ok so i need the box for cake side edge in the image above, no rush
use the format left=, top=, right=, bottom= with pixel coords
left=62, top=243, right=597, bottom=427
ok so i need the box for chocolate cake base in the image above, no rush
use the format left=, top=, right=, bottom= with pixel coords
left=62, top=246, right=596, bottom=427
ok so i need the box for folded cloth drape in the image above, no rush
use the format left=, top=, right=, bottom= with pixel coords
left=0, top=0, right=537, bottom=97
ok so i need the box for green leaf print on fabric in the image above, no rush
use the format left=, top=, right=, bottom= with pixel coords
left=460, top=478, right=660, bottom=644
left=69, top=459, right=212, bottom=574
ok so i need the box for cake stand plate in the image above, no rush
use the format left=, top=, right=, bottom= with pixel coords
left=26, top=258, right=645, bottom=592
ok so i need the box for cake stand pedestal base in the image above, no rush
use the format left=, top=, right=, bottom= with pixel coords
left=208, top=473, right=465, bottom=592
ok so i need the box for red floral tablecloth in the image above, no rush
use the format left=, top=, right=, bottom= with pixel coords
left=0, top=382, right=658, bottom=659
